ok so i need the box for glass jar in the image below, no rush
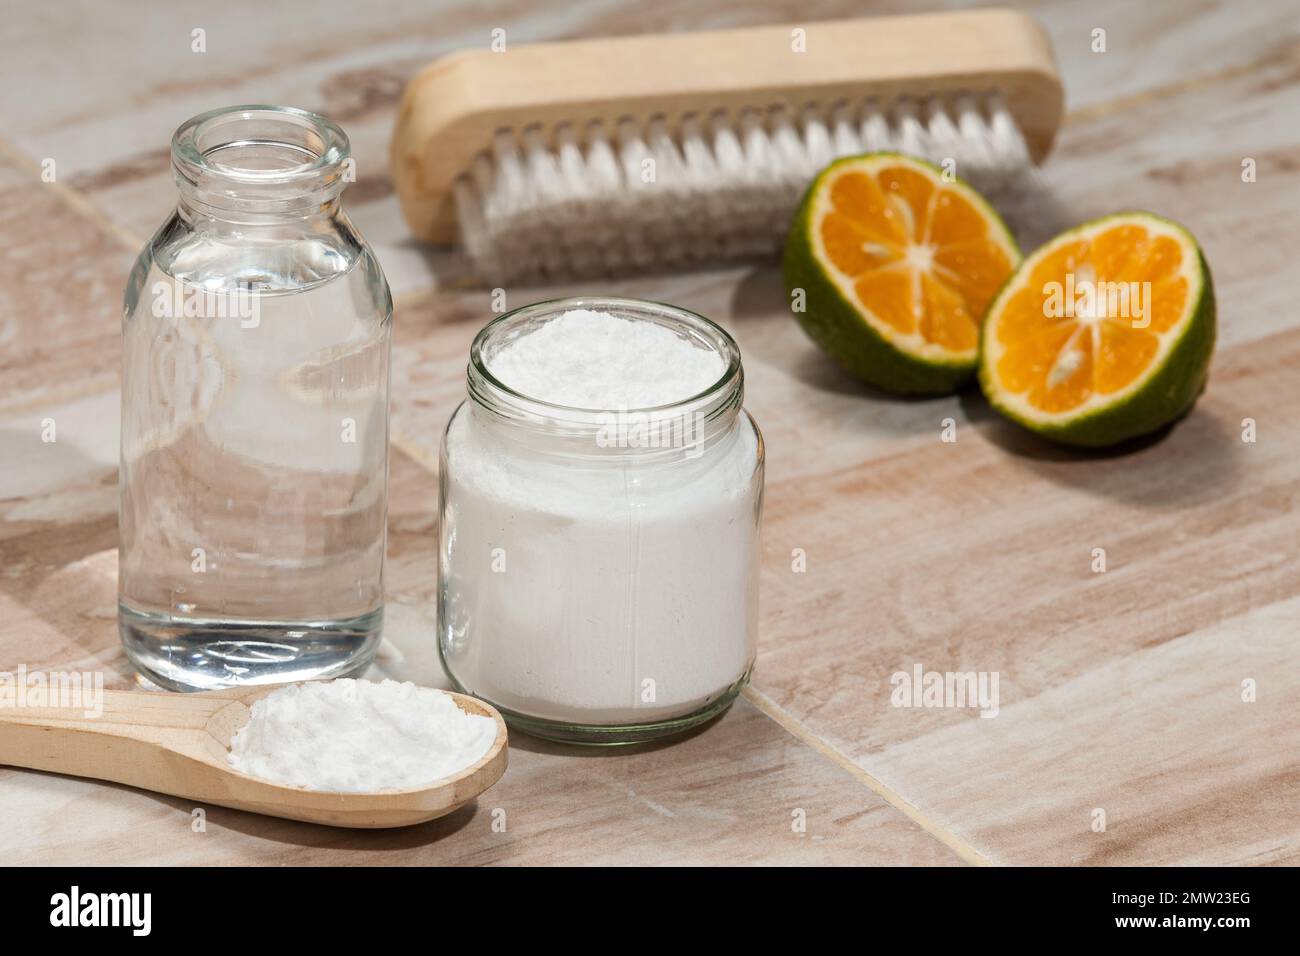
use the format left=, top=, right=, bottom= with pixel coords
left=119, top=105, right=392, bottom=691
left=438, top=297, right=764, bottom=743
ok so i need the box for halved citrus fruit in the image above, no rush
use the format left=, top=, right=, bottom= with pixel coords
left=783, top=153, right=1020, bottom=394
left=979, top=212, right=1215, bottom=447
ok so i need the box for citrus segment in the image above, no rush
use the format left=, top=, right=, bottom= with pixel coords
left=828, top=172, right=906, bottom=243
left=1093, top=320, right=1160, bottom=395
left=933, top=239, right=1015, bottom=316
left=876, top=164, right=935, bottom=236
left=854, top=268, right=915, bottom=335
left=928, top=190, right=988, bottom=245
left=920, top=274, right=979, bottom=351
left=1149, top=277, right=1189, bottom=333
left=1029, top=327, right=1092, bottom=413
left=821, top=214, right=901, bottom=275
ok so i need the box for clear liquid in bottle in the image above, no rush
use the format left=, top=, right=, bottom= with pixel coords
left=118, top=106, right=391, bottom=690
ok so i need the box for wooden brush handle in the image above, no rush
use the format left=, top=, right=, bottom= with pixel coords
left=391, top=9, right=1063, bottom=244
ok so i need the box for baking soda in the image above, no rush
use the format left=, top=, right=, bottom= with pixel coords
left=441, top=307, right=761, bottom=725
left=228, top=679, right=497, bottom=791
left=487, top=308, right=725, bottom=408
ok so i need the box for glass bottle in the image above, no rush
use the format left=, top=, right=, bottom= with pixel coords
left=119, top=105, right=392, bottom=691
left=438, top=297, right=764, bottom=743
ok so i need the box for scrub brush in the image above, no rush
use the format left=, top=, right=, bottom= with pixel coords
left=390, top=9, right=1062, bottom=283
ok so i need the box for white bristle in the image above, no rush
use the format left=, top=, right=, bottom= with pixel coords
left=859, top=99, right=892, bottom=151
left=801, top=105, right=832, bottom=173
left=829, top=102, right=860, bottom=156
left=455, top=93, right=1039, bottom=282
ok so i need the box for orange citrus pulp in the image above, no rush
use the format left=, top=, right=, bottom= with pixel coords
left=988, top=222, right=1194, bottom=414
left=816, top=161, right=1017, bottom=357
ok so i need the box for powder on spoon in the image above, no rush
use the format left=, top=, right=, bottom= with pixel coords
left=228, top=679, right=497, bottom=792
left=487, top=308, right=726, bottom=408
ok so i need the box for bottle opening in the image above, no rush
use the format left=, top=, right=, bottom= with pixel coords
left=172, top=105, right=350, bottom=215
left=205, top=139, right=322, bottom=175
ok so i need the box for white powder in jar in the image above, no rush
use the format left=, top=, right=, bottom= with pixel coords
left=486, top=308, right=725, bottom=408
left=228, top=679, right=497, bottom=792
left=441, top=307, right=762, bottom=727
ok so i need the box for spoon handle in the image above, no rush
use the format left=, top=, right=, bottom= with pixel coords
left=1, top=687, right=237, bottom=726
left=0, top=688, right=238, bottom=794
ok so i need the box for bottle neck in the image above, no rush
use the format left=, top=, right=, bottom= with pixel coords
left=175, top=191, right=343, bottom=232
left=170, top=105, right=350, bottom=229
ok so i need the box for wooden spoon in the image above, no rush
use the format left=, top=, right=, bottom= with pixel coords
left=0, top=684, right=508, bottom=828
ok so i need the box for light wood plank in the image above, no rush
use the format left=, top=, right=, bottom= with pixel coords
left=0, top=698, right=964, bottom=865
left=2, top=0, right=1297, bottom=865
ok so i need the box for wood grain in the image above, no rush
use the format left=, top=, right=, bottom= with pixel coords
left=0, top=149, right=131, bottom=414
left=0, top=395, right=962, bottom=861
left=0, top=697, right=964, bottom=865
left=1, top=0, right=1297, bottom=864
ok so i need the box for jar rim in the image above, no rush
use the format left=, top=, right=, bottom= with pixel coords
left=469, top=296, right=743, bottom=417
left=175, top=104, right=356, bottom=204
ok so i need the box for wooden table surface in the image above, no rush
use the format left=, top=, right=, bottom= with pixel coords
left=1, top=0, right=1297, bottom=865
